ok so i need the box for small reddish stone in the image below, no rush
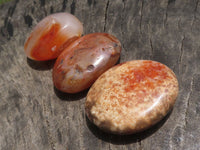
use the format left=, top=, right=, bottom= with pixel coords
left=53, top=33, right=121, bottom=93
left=85, top=60, right=179, bottom=135
left=24, top=13, right=83, bottom=61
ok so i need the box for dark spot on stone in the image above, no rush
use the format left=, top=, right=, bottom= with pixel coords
left=99, top=119, right=113, bottom=130
left=61, top=70, right=65, bottom=74
left=50, top=6, right=54, bottom=13
left=61, top=71, right=66, bottom=80
left=168, top=0, right=175, bottom=4
left=113, top=43, right=118, bottom=47
left=75, top=64, right=83, bottom=73
left=70, top=0, right=76, bottom=14
left=102, top=48, right=105, bottom=51
left=70, top=56, right=73, bottom=59
left=40, top=0, right=45, bottom=7
left=87, top=65, right=95, bottom=71
left=24, top=15, right=33, bottom=27
left=7, top=21, right=13, bottom=37
left=87, top=0, right=92, bottom=6
left=62, top=0, right=67, bottom=11
left=60, top=59, right=64, bottom=64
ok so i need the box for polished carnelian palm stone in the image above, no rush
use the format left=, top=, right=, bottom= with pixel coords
left=53, top=33, right=121, bottom=93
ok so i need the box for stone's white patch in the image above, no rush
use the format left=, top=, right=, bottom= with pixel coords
left=51, top=45, right=57, bottom=51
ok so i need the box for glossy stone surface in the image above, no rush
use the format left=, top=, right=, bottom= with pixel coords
left=85, top=60, right=179, bottom=135
left=53, top=33, right=121, bottom=93
left=24, top=13, right=83, bottom=61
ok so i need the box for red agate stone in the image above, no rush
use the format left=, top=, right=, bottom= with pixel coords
left=24, top=13, right=83, bottom=61
left=85, top=60, right=179, bottom=134
left=53, top=33, right=121, bottom=93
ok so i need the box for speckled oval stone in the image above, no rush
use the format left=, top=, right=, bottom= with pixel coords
left=85, top=60, right=179, bottom=135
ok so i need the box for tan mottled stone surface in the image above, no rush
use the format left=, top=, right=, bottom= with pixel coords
left=86, top=60, right=178, bottom=134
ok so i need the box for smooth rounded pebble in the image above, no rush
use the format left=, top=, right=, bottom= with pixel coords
left=53, top=33, right=121, bottom=93
left=85, top=60, right=179, bottom=135
left=24, top=12, right=83, bottom=61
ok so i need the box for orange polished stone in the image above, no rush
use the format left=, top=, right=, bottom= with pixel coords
left=24, top=13, right=83, bottom=61
left=53, top=33, right=121, bottom=93
left=85, top=60, right=179, bottom=134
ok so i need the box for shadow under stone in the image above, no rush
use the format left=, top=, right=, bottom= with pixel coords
left=54, top=86, right=88, bottom=101
left=27, top=57, right=55, bottom=71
